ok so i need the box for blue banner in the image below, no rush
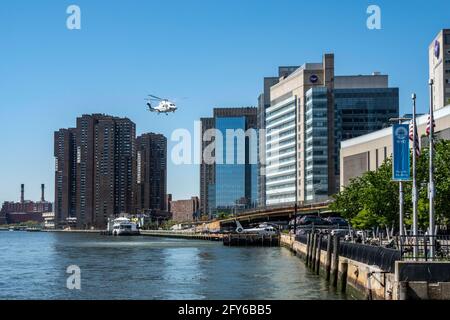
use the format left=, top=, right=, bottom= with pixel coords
left=392, top=124, right=410, bottom=181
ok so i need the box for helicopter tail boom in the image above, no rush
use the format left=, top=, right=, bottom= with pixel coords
left=146, top=102, right=157, bottom=112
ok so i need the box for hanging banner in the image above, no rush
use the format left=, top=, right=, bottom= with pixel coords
left=392, top=124, right=411, bottom=181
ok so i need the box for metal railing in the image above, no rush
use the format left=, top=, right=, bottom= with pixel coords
left=400, top=235, right=450, bottom=261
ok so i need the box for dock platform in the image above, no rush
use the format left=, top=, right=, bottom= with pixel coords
left=223, top=233, right=280, bottom=247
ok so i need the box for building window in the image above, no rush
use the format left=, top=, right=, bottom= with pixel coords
left=376, top=149, right=379, bottom=168
left=446, top=34, right=450, bottom=45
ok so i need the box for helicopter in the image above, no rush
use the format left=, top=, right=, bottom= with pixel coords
left=145, top=94, right=178, bottom=115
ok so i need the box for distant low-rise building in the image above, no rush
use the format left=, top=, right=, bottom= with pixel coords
left=42, top=212, right=55, bottom=229
left=0, top=184, right=53, bottom=219
left=0, top=213, right=6, bottom=225
left=340, top=104, right=450, bottom=189
left=170, top=197, right=200, bottom=222
left=6, top=212, right=44, bottom=224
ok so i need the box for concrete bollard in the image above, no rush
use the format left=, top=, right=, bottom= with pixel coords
left=316, top=234, right=322, bottom=275
left=331, top=236, right=340, bottom=287
left=325, top=234, right=332, bottom=281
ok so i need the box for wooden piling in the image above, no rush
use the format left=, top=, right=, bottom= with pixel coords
left=331, top=236, right=340, bottom=287
left=399, top=281, right=408, bottom=300
left=311, top=233, right=317, bottom=271
left=316, top=234, right=322, bottom=275
left=339, top=261, right=348, bottom=293
left=325, top=234, right=332, bottom=281
left=306, top=233, right=311, bottom=265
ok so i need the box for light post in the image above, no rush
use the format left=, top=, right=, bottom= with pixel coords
left=429, top=79, right=436, bottom=259
left=412, top=94, right=419, bottom=259
left=389, top=117, right=412, bottom=240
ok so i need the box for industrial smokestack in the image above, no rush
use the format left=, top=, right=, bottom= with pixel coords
left=41, top=184, right=45, bottom=202
left=21, top=184, right=24, bottom=203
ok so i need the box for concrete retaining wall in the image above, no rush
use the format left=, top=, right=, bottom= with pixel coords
left=282, top=234, right=450, bottom=300
left=280, top=234, right=427, bottom=300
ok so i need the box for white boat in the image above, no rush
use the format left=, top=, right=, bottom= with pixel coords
left=111, top=217, right=140, bottom=236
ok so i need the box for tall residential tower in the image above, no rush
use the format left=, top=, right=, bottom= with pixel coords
left=55, top=114, right=136, bottom=229
left=135, top=133, right=167, bottom=213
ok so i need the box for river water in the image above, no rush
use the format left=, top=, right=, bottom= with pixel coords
left=0, top=231, right=347, bottom=300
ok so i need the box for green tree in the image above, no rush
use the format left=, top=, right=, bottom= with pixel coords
left=331, top=159, right=398, bottom=230
left=217, top=212, right=231, bottom=220
left=331, top=140, right=450, bottom=231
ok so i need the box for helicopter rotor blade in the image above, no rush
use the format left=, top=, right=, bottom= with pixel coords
left=148, top=94, right=163, bottom=101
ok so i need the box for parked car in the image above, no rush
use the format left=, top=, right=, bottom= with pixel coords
left=298, top=215, right=330, bottom=226
left=325, top=216, right=349, bottom=227
left=330, top=229, right=350, bottom=238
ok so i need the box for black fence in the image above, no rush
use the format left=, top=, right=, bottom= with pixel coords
left=296, top=234, right=308, bottom=244
left=295, top=233, right=401, bottom=273
left=339, top=242, right=401, bottom=273
left=400, top=235, right=450, bottom=261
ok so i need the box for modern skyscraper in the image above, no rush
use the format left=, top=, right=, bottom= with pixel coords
left=266, top=54, right=335, bottom=206
left=264, top=54, right=399, bottom=205
left=257, top=67, right=299, bottom=207
left=200, top=107, right=258, bottom=217
left=135, top=133, right=167, bottom=213
left=55, top=114, right=136, bottom=229
left=429, top=29, right=450, bottom=110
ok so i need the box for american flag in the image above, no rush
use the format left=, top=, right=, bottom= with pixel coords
left=426, top=115, right=436, bottom=136
left=409, top=120, right=421, bottom=157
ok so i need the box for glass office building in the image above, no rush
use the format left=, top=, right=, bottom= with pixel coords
left=215, top=117, right=247, bottom=211
left=201, top=108, right=258, bottom=217
left=305, top=87, right=329, bottom=202
left=334, top=87, right=399, bottom=182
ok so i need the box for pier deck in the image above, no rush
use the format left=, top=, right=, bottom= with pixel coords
left=223, top=233, right=280, bottom=247
left=140, top=230, right=223, bottom=241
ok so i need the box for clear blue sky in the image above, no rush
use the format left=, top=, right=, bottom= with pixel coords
left=0, top=0, right=449, bottom=204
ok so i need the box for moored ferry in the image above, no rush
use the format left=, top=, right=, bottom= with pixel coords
left=111, top=217, right=140, bottom=236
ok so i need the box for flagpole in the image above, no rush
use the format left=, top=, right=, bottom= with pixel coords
left=429, top=79, right=436, bottom=260
left=412, top=93, right=419, bottom=259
